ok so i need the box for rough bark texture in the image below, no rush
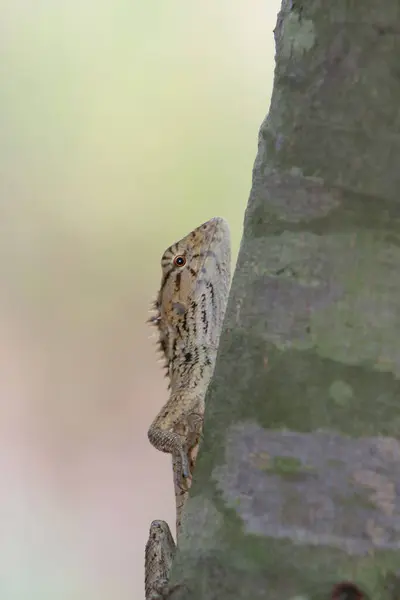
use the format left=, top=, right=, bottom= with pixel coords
left=170, top=1, right=400, bottom=598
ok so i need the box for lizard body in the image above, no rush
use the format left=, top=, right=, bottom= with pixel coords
left=148, top=216, right=231, bottom=534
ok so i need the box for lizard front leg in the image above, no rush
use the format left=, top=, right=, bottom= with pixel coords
left=173, top=415, right=205, bottom=537
left=173, top=447, right=195, bottom=538
left=147, top=410, right=190, bottom=480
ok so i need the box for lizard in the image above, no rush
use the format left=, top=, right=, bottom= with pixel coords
left=147, top=215, right=231, bottom=536
left=144, top=217, right=231, bottom=600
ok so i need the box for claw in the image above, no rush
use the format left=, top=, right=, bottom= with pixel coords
left=177, top=477, right=189, bottom=493
left=180, top=449, right=190, bottom=479
left=196, top=429, right=204, bottom=443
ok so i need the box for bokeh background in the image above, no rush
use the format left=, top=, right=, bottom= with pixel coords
left=0, top=1, right=280, bottom=598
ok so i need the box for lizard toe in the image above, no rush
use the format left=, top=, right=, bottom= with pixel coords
left=180, top=449, right=190, bottom=478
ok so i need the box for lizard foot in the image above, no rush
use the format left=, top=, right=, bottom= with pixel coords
left=152, top=583, right=186, bottom=599
left=179, top=448, right=190, bottom=479
left=176, top=475, right=190, bottom=494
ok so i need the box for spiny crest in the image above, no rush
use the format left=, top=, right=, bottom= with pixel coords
left=148, top=216, right=231, bottom=381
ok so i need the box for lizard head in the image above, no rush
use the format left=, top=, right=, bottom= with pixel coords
left=144, top=520, right=176, bottom=598
left=149, top=217, right=231, bottom=378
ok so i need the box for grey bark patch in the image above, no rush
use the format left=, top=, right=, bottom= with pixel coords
left=311, top=237, right=400, bottom=375
left=213, top=422, right=400, bottom=554
left=230, top=233, right=343, bottom=347
left=227, top=232, right=400, bottom=374
left=275, top=3, right=316, bottom=62
left=179, top=496, right=223, bottom=554
left=246, top=272, right=340, bottom=347
left=171, top=552, right=272, bottom=600
left=248, top=169, right=341, bottom=223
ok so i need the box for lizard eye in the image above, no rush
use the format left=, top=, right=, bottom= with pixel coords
left=173, top=255, right=186, bottom=267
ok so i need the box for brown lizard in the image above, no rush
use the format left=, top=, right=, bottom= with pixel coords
left=145, top=217, right=231, bottom=600
left=147, top=216, right=231, bottom=536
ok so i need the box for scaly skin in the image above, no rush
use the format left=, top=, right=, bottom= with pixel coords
left=144, top=217, right=231, bottom=600
left=145, top=520, right=176, bottom=600
left=148, top=216, right=231, bottom=536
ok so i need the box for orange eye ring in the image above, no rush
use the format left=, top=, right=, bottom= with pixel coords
left=173, top=255, right=186, bottom=267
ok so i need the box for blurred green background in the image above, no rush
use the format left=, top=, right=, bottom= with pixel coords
left=0, top=1, right=279, bottom=598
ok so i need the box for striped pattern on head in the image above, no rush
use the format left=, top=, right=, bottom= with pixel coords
left=150, top=217, right=231, bottom=389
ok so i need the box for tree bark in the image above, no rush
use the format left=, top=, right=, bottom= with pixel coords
left=171, top=1, right=400, bottom=598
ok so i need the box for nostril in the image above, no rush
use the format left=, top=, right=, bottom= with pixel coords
left=330, top=582, right=365, bottom=599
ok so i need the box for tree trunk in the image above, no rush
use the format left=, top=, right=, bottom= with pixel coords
left=170, top=1, right=400, bottom=598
